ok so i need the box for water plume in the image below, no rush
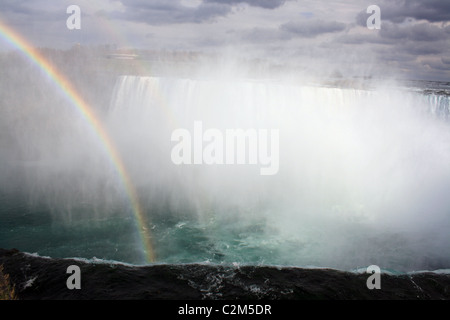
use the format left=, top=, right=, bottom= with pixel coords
left=104, top=73, right=450, bottom=271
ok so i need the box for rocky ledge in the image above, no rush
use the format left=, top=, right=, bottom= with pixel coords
left=1, top=248, right=449, bottom=300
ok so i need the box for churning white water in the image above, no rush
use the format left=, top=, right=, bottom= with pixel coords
left=1, top=72, right=449, bottom=271
left=105, top=76, right=450, bottom=271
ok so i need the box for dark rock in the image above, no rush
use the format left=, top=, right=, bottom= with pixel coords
left=1, top=248, right=449, bottom=300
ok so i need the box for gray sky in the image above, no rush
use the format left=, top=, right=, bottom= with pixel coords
left=0, top=0, right=449, bottom=81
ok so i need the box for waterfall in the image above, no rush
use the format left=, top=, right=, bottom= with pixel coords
left=104, top=76, right=450, bottom=270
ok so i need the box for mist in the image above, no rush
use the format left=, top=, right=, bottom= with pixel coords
left=0, top=46, right=450, bottom=271
left=106, top=66, right=450, bottom=270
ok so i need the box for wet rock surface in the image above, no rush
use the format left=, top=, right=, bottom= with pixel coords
left=1, top=248, right=449, bottom=300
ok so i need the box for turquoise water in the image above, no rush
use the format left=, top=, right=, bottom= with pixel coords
left=1, top=183, right=448, bottom=272
left=0, top=188, right=293, bottom=265
left=0, top=189, right=144, bottom=263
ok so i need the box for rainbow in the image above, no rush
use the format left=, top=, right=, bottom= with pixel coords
left=0, top=20, right=155, bottom=263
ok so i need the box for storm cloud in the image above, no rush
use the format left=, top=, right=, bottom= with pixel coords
left=0, top=0, right=448, bottom=80
left=204, top=0, right=289, bottom=10
left=280, top=19, right=347, bottom=38
left=356, top=0, right=450, bottom=25
left=110, top=0, right=290, bottom=25
left=108, top=0, right=231, bottom=24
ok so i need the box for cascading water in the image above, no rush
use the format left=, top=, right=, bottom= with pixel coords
left=1, top=74, right=450, bottom=272
left=105, top=76, right=450, bottom=271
